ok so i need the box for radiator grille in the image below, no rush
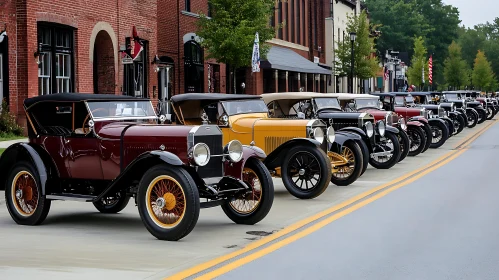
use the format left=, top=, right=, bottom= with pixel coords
left=265, top=137, right=293, bottom=152
left=331, top=121, right=359, bottom=131
left=194, top=134, right=224, bottom=178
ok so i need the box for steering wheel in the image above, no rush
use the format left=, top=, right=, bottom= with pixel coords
left=82, top=108, right=108, bottom=134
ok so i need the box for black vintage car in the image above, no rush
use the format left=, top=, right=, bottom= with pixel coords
left=425, top=92, right=467, bottom=135
left=441, top=91, right=481, bottom=127
left=460, top=91, right=490, bottom=122
left=261, top=92, right=371, bottom=184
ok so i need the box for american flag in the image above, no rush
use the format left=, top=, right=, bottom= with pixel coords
left=429, top=55, right=433, bottom=85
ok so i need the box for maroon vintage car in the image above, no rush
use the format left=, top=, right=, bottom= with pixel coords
left=0, top=93, right=274, bottom=241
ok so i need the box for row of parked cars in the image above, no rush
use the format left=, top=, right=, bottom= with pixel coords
left=0, top=90, right=495, bottom=241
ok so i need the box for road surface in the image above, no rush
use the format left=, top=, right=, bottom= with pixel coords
left=214, top=121, right=499, bottom=279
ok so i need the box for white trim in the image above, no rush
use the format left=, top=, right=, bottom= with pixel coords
left=88, top=22, right=118, bottom=69
left=268, top=38, right=309, bottom=52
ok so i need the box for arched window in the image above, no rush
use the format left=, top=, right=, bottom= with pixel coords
left=184, top=40, right=204, bottom=93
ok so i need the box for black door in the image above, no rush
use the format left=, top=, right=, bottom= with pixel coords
left=184, top=40, right=204, bottom=93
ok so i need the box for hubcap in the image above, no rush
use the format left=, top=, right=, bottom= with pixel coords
left=298, top=169, right=306, bottom=176
left=15, top=189, right=23, bottom=200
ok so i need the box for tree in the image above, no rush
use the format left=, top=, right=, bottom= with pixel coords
left=443, top=41, right=469, bottom=89
left=196, top=0, right=278, bottom=93
left=334, top=11, right=379, bottom=82
left=472, top=50, right=495, bottom=91
left=407, top=36, right=428, bottom=88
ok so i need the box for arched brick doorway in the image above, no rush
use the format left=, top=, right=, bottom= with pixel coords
left=93, top=30, right=115, bottom=94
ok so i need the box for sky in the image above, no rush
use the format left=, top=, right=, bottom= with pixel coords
left=444, top=0, right=498, bottom=27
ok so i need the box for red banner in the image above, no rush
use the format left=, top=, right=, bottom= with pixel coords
left=429, top=55, right=433, bottom=85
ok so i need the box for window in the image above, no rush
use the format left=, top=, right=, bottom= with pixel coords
left=297, top=0, right=301, bottom=44
left=37, top=23, right=75, bottom=95
left=314, top=3, right=318, bottom=47
left=208, top=1, right=212, bottom=17
left=185, top=0, right=191, bottom=12
left=184, top=40, right=204, bottom=93
left=301, top=0, right=305, bottom=45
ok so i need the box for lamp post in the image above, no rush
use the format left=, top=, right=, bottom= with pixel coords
left=349, top=32, right=356, bottom=93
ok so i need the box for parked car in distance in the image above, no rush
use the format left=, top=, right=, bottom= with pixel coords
left=261, top=92, right=368, bottom=186
left=170, top=93, right=332, bottom=200
left=0, top=93, right=274, bottom=241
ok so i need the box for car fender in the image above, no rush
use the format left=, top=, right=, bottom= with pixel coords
left=466, top=108, right=478, bottom=116
left=223, top=145, right=267, bottom=180
left=385, top=125, right=399, bottom=134
left=96, top=150, right=184, bottom=200
left=328, top=131, right=361, bottom=154
left=263, top=138, right=321, bottom=170
left=428, top=118, right=447, bottom=127
left=408, top=116, right=429, bottom=124
left=407, top=121, right=424, bottom=128
left=448, top=111, right=459, bottom=118
left=440, top=116, right=455, bottom=134
left=0, top=143, right=54, bottom=194
left=337, top=127, right=370, bottom=144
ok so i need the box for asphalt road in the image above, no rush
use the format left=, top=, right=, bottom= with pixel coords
left=0, top=121, right=495, bottom=279
left=216, top=122, right=499, bottom=280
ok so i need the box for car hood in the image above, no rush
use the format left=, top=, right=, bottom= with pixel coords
left=96, top=122, right=193, bottom=141
left=394, top=107, right=422, bottom=117
left=230, top=114, right=323, bottom=134
left=317, top=111, right=366, bottom=120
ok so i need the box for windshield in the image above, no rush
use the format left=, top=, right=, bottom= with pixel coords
left=406, top=95, right=415, bottom=103
left=222, top=100, right=269, bottom=116
left=445, top=93, right=459, bottom=100
left=355, top=98, right=380, bottom=109
left=314, top=98, right=341, bottom=110
left=395, top=96, right=406, bottom=106
left=87, top=101, right=157, bottom=120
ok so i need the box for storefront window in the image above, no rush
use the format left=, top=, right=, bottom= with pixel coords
left=184, top=40, right=204, bottom=93
left=37, top=23, right=75, bottom=95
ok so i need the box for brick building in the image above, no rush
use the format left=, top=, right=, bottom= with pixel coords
left=0, top=0, right=157, bottom=127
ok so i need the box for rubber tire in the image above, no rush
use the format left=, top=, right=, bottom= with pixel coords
left=429, top=120, right=449, bottom=149
left=222, top=158, right=274, bottom=225
left=407, top=126, right=426, bottom=157
left=281, top=145, right=332, bottom=199
left=330, top=141, right=363, bottom=186
left=466, top=110, right=478, bottom=128
left=455, top=114, right=466, bottom=134
left=420, top=123, right=432, bottom=153
left=137, top=164, right=200, bottom=241
left=477, top=109, right=487, bottom=124
left=443, top=119, right=454, bottom=138
left=397, top=129, right=410, bottom=163
left=5, top=161, right=51, bottom=226
left=93, top=192, right=131, bottom=214
left=357, top=139, right=370, bottom=177
left=369, top=132, right=401, bottom=169
left=486, top=106, right=495, bottom=120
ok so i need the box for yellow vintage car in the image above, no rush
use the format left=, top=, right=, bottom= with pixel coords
left=170, top=93, right=332, bottom=199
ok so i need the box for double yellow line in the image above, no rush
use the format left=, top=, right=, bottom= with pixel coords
left=167, top=119, right=498, bottom=280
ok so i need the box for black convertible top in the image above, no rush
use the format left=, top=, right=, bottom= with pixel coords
left=170, top=93, right=261, bottom=104
left=370, top=92, right=396, bottom=97
left=24, top=93, right=148, bottom=108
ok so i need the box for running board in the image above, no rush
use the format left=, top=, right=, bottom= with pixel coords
left=46, top=194, right=98, bottom=202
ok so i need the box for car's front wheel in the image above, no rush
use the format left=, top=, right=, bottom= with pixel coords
left=5, top=161, right=51, bottom=225
left=93, top=191, right=131, bottom=214
left=429, top=121, right=449, bottom=149
left=467, top=111, right=478, bottom=128
left=330, top=141, right=363, bottom=186
left=281, top=145, right=332, bottom=199
left=477, top=109, right=487, bottom=124
left=454, top=114, right=466, bottom=134
left=486, top=106, right=495, bottom=120
left=357, top=139, right=370, bottom=177
left=369, top=132, right=401, bottom=169
left=137, top=164, right=200, bottom=241
left=397, top=129, right=410, bottom=163
left=407, top=126, right=426, bottom=156
left=222, top=158, right=274, bottom=225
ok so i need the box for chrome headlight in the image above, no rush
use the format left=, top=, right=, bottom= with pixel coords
left=192, top=143, right=210, bottom=166
left=427, top=110, right=433, bottom=118
left=312, top=127, right=325, bottom=143
left=420, top=108, right=426, bottom=116
left=326, top=127, right=336, bottom=143
left=451, top=102, right=456, bottom=111
left=399, top=118, right=407, bottom=130
left=364, top=121, right=374, bottom=138
left=376, top=120, right=386, bottom=137
left=225, top=140, right=243, bottom=163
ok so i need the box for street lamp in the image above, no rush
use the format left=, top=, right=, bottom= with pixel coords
left=349, top=32, right=356, bottom=93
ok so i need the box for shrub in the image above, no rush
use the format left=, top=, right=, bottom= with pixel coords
left=0, top=99, right=24, bottom=136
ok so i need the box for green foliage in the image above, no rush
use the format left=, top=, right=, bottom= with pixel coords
left=196, top=0, right=278, bottom=69
left=443, top=41, right=469, bottom=89
left=0, top=100, right=23, bottom=136
left=364, top=0, right=461, bottom=87
left=334, top=11, right=379, bottom=80
left=407, top=36, right=428, bottom=87
left=472, top=50, right=495, bottom=91
left=0, top=148, right=5, bottom=155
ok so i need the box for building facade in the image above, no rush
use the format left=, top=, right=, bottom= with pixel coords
left=0, top=0, right=157, bottom=128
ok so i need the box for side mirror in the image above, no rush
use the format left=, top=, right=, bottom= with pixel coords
left=297, top=112, right=306, bottom=119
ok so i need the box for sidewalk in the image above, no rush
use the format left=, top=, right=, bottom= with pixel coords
left=0, top=138, right=28, bottom=148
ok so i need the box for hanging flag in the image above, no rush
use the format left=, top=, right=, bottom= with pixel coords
left=428, top=55, right=433, bottom=85
left=251, top=32, right=260, bottom=73
left=129, top=26, right=144, bottom=61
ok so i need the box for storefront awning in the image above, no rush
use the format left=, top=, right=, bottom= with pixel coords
left=260, top=46, right=332, bottom=75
